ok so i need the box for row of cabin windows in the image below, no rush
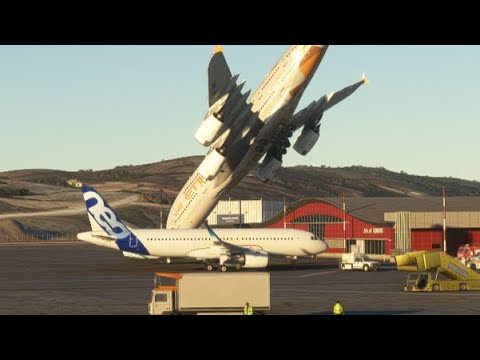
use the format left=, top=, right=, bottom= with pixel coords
left=260, top=90, right=276, bottom=112
left=178, top=190, right=198, bottom=220
left=261, top=66, right=280, bottom=91
left=147, top=237, right=298, bottom=241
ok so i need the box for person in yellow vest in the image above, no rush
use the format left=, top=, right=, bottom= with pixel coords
left=244, top=302, right=253, bottom=315
left=333, top=301, right=344, bottom=315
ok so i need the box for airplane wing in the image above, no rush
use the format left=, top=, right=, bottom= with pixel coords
left=256, top=74, right=369, bottom=182
left=183, top=223, right=268, bottom=270
left=205, top=222, right=246, bottom=255
left=288, top=73, right=369, bottom=131
left=208, top=45, right=233, bottom=106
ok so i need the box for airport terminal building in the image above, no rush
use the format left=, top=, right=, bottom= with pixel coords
left=210, top=197, right=480, bottom=256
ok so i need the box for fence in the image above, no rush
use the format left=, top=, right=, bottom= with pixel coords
left=0, top=233, right=80, bottom=243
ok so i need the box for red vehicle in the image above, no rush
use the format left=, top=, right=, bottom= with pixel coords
left=457, top=244, right=480, bottom=261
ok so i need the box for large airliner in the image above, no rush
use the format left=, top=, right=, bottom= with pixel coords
left=167, top=45, right=367, bottom=229
left=78, top=186, right=328, bottom=271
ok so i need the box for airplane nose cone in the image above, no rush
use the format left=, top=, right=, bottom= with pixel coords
left=299, top=45, right=328, bottom=78
left=318, top=240, right=329, bottom=254
left=322, top=241, right=328, bottom=252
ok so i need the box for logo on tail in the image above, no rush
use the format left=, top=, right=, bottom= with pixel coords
left=84, top=189, right=130, bottom=239
left=82, top=186, right=149, bottom=255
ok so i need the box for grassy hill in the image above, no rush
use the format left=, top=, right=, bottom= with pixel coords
left=1, top=156, right=480, bottom=238
left=2, top=156, right=480, bottom=201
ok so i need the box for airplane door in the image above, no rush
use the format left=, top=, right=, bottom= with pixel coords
left=129, top=234, right=138, bottom=248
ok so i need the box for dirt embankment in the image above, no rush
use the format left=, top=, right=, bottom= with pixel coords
left=0, top=220, right=28, bottom=240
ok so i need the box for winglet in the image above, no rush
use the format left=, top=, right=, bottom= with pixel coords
left=205, top=222, right=222, bottom=245
left=213, top=45, right=224, bottom=54
left=361, top=72, right=369, bottom=85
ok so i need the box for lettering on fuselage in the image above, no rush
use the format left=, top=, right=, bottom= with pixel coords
left=185, top=175, right=205, bottom=201
left=173, top=175, right=205, bottom=220
left=84, top=190, right=130, bottom=240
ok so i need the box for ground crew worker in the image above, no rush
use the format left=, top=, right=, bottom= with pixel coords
left=333, top=301, right=344, bottom=315
left=244, top=302, right=253, bottom=315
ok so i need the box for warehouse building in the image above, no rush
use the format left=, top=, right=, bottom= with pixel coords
left=211, top=197, right=480, bottom=256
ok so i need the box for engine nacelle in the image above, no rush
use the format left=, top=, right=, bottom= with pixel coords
left=194, top=95, right=229, bottom=146
left=197, top=149, right=226, bottom=180
left=256, top=154, right=283, bottom=183
left=228, top=251, right=269, bottom=269
left=194, top=113, right=224, bottom=147
left=293, top=126, right=320, bottom=156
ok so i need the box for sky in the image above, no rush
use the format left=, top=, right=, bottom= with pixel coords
left=1, top=45, right=480, bottom=181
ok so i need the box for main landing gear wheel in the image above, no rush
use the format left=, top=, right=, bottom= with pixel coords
left=205, top=264, right=214, bottom=272
left=220, top=265, right=228, bottom=272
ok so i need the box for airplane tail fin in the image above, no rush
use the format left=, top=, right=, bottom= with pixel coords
left=81, top=186, right=149, bottom=255
left=208, top=45, right=233, bottom=106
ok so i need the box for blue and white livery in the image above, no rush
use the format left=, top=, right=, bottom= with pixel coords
left=78, top=186, right=328, bottom=271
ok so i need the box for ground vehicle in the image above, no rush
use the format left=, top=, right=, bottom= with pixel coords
left=457, top=244, right=480, bottom=262
left=396, top=251, right=480, bottom=292
left=148, top=272, right=271, bottom=315
left=465, top=253, right=480, bottom=269
left=340, top=253, right=380, bottom=272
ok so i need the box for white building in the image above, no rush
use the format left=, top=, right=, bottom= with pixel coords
left=207, top=199, right=283, bottom=226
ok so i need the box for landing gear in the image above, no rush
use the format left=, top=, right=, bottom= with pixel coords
left=220, top=265, right=228, bottom=272
left=205, top=263, right=214, bottom=272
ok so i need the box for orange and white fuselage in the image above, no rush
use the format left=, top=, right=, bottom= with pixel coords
left=168, top=46, right=328, bottom=229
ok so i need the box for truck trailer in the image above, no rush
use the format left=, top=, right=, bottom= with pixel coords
left=148, top=272, right=271, bottom=315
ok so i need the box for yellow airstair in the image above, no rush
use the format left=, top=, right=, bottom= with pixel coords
left=395, top=251, right=480, bottom=292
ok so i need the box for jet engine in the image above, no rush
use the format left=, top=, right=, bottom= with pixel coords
left=256, top=154, right=283, bottom=183
left=293, top=126, right=320, bottom=156
left=227, top=251, right=269, bottom=269
left=197, top=149, right=226, bottom=180
left=194, top=95, right=229, bottom=146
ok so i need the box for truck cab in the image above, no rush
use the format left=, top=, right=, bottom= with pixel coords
left=148, top=273, right=179, bottom=315
left=149, top=290, right=175, bottom=315
left=340, top=253, right=380, bottom=272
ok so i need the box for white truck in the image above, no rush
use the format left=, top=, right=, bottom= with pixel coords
left=340, top=253, right=380, bottom=272
left=148, top=272, right=271, bottom=315
left=466, top=253, right=480, bottom=270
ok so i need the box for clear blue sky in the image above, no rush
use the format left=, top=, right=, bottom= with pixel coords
left=1, top=45, right=480, bottom=181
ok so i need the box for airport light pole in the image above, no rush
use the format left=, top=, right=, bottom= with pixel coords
left=443, top=186, right=447, bottom=253
left=343, top=193, right=346, bottom=252
left=283, top=197, right=287, bottom=229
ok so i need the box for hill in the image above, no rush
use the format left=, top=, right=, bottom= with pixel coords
left=1, top=156, right=480, bottom=238
left=2, top=156, right=480, bottom=201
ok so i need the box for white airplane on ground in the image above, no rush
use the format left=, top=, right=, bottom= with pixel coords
left=77, top=186, right=328, bottom=271
left=168, top=45, right=367, bottom=229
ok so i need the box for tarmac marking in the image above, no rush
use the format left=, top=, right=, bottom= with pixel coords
left=298, top=271, right=337, bottom=278
left=275, top=288, right=480, bottom=296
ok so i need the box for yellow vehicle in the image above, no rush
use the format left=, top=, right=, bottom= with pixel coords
left=396, top=251, right=480, bottom=292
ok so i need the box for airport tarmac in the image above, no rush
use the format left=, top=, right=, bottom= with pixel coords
left=1, top=242, right=480, bottom=315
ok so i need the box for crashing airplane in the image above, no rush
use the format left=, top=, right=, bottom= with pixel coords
left=168, top=45, right=367, bottom=229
